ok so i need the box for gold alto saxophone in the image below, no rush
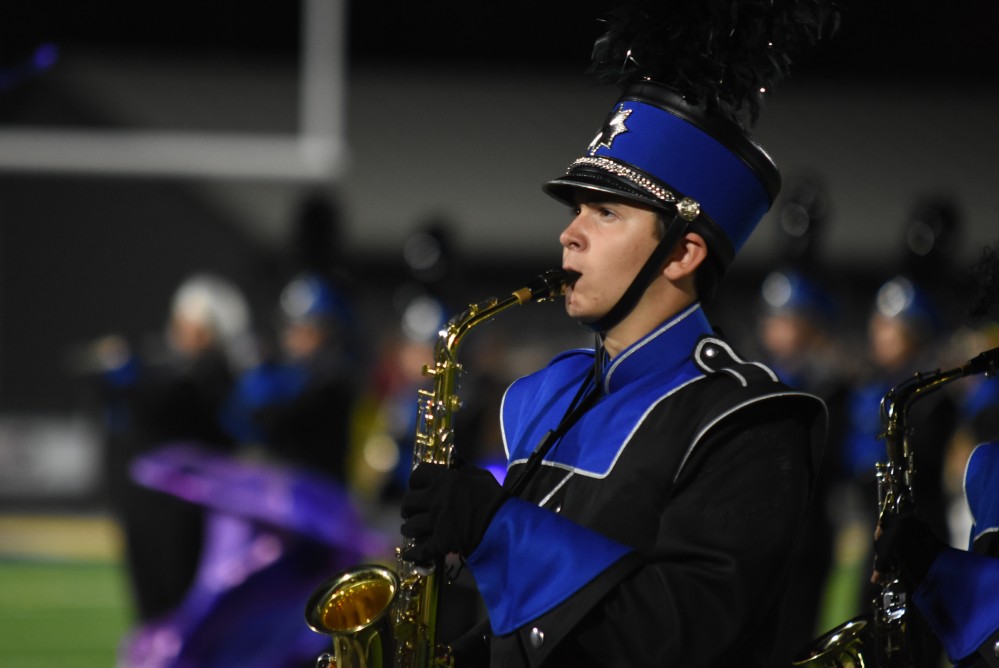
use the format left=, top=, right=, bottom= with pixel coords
left=305, top=269, right=570, bottom=668
left=792, top=345, right=999, bottom=668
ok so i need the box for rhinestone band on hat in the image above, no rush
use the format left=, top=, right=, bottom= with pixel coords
left=568, top=156, right=701, bottom=221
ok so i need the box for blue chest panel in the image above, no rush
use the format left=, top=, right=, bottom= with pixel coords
left=966, top=442, right=999, bottom=548
left=502, top=304, right=711, bottom=477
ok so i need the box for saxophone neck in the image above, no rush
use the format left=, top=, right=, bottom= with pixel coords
left=435, top=269, right=571, bottom=361
left=883, top=345, right=999, bottom=414
left=877, top=345, right=999, bottom=516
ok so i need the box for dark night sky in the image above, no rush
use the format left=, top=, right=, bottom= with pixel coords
left=1, top=1, right=997, bottom=80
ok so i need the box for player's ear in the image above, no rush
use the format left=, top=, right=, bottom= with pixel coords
left=663, top=232, right=708, bottom=281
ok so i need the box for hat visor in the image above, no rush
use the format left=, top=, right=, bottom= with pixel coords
left=543, top=168, right=736, bottom=270
left=542, top=171, right=671, bottom=213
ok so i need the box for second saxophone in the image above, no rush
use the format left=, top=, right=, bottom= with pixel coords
left=793, top=346, right=999, bottom=667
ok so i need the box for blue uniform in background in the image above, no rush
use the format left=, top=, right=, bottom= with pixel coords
left=914, top=442, right=999, bottom=667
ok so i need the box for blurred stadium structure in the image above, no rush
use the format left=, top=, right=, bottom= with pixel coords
left=0, top=0, right=996, bottom=506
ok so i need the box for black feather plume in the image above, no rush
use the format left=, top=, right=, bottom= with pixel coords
left=588, top=0, right=839, bottom=126
left=969, top=244, right=999, bottom=321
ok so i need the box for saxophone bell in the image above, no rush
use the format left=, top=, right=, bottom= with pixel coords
left=792, top=616, right=870, bottom=667
left=306, top=566, right=399, bottom=668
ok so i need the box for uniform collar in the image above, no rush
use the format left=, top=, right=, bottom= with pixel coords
left=601, top=303, right=712, bottom=394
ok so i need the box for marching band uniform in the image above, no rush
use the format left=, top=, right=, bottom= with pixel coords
left=471, top=304, right=825, bottom=666
left=402, top=85, right=833, bottom=668
left=399, top=2, right=837, bottom=665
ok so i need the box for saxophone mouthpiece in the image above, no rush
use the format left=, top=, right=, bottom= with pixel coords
left=528, top=269, right=574, bottom=302
left=970, top=345, right=999, bottom=377
left=511, top=270, right=570, bottom=305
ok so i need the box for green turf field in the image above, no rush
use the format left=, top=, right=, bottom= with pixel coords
left=0, top=514, right=133, bottom=667
left=0, top=559, right=132, bottom=668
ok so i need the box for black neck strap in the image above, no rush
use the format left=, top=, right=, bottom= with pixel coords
left=588, top=213, right=690, bottom=333
left=505, top=362, right=602, bottom=498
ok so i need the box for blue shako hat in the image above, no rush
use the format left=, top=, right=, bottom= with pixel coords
left=761, top=268, right=837, bottom=326
left=544, top=0, right=839, bottom=301
left=544, top=82, right=780, bottom=271
left=873, top=275, right=945, bottom=341
left=280, top=272, right=353, bottom=328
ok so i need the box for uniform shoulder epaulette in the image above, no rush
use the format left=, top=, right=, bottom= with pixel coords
left=692, top=335, right=780, bottom=387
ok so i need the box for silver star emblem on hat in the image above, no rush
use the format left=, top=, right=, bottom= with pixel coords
left=587, top=106, right=632, bottom=155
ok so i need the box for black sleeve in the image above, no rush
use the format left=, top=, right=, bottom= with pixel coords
left=511, top=405, right=814, bottom=667
left=977, top=627, right=999, bottom=668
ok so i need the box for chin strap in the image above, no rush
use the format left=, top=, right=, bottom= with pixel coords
left=588, top=213, right=690, bottom=333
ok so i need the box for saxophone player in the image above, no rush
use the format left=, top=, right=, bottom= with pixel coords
left=398, top=2, right=838, bottom=665
left=873, top=440, right=999, bottom=668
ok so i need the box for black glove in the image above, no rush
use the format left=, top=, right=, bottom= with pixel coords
left=400, top=462, right=508, bottom=563
left=874, top=511, right=947, bottom=586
